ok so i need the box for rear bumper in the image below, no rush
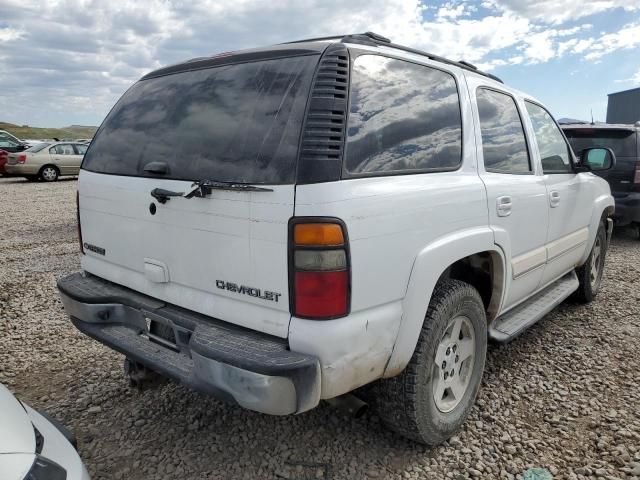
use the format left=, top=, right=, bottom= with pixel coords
left=57, top=272, right=321, bottom=415
left=613, top=192, right=640, bottom=226
left=5, top=164, right=39, bottom=175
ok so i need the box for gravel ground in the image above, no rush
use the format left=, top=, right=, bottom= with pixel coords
left=1, top=176, right=639, bottom=480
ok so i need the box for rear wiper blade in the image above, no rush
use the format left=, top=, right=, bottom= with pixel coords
left=184, top=179, right=273, bottom=198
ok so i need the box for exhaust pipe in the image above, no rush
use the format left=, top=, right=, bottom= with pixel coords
left=326, top=394, right=369, bottom=419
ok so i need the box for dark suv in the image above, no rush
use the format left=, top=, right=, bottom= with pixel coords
left=562, top=123, right=640, bottom=236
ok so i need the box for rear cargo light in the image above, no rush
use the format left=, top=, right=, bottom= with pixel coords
left=77, top=191, right=84, bottom=254
left=290, top=220, right=350, bottom=319
left=17, top=154, right=26, bottom=164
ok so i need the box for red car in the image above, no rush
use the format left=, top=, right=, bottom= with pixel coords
left=0, top=149, right=8, bottom=175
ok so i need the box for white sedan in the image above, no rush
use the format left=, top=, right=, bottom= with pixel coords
left=0, top=383, right=90, bottom=479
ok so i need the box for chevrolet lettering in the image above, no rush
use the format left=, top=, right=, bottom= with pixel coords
left=215, top=280, right=282, bottom=302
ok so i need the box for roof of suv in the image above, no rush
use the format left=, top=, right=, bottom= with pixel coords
left=142, top=32, right=503, bottom=84
left=560, top=123, right=639, bottom=132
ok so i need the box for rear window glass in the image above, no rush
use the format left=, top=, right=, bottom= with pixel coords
left=83, top=55, right=318, bottom=184
left=344, top=55, right=462, bottom=176
left=563, top=130, right=637, bottom=157
left=26, top=143, right=50, bottom=153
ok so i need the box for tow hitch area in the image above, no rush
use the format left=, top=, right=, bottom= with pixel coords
left=124, top=358, right=166, bottom=389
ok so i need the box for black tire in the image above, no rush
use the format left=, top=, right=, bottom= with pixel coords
left=372, top=279, right=487, bottom=445
left=39, top=165, right=59, bottom=182
left=574, top=221, right=607, bottom=303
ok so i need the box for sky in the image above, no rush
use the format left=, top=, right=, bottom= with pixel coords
left=0, top=0, right=639, bottom=128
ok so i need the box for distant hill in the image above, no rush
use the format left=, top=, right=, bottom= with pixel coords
left=67, top=125, right=97, bottom=130
left=0, top=121, right=98, bottom=140
left=557, top=117, right=588, bottom=124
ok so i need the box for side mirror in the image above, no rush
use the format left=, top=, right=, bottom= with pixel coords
left=579, top=147, right=616, bottom=172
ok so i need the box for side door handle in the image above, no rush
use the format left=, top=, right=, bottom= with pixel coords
left=496, top=195, right=512, bottom=217
left=549, top=190, right=561, bottom=208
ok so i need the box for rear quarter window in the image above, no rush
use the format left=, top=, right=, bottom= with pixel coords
left=344, top=55, right=462, bottom=176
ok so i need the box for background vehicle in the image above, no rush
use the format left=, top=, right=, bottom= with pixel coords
left=58, top=32, right=614, bottom=445
left=0, top=129, right=27, bottom=146
left=0, top=149, right=7, bottom=175
left=0, top=135, right=28, bottom=154
left=0, top=383, right=90, bottom=480
left=562, top=123, right=640, bottom=237
left=5, top=141, right=86, bottom=181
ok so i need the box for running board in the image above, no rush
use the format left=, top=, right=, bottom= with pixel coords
left=489, top=271, right=579, bottom=343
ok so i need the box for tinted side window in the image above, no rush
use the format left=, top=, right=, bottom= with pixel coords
left=74, top=144, right=88, bottom=155
left=0, top=139, right=18, bottom=148
left=345, top=55, right=462, bottom=175
left=51, top=144, right=74, bottom=155
left=525, top=102, right=572, bottom=173
left=476, top=89, right=530, bottom=173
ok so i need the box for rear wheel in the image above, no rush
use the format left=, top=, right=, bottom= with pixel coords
left=372, top=280, right=487, bottom=445
left=40, top=165, right=59, bottom=182
left=574, top=221, right=607, bottom=303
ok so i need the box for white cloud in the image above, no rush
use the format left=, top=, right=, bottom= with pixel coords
left=484, top=0, right=640, bottom=24
left=0, top=0, right=638, bottom=126
left=583, top=22, right=640, bottom=60
left=572, top=38, right=595, bottom=54
left=616, top=69, right=640, bottom=84
left=0, top=27, right=24, bottom=42
left=436, top=3, right=467, bottom=20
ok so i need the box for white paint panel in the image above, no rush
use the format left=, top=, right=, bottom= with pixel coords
left=79, top=170, right=294, bottom=338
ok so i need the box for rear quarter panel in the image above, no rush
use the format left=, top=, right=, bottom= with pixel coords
left=291, top=171, right=491, bottom=397
left=290, top=62, right=495, bottom=397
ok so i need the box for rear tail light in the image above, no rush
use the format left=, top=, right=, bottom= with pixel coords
left=77, top=191, right=84, bottom=254
left=17, top=154, right=26, bottom=164
left=290, top=220, right=350, bottom=319
left=633, top=160, right=640, bottom=192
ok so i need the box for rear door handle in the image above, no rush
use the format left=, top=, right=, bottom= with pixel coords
left=496, top=196, right=512, bottom=217
left=549, top=190, right=561, bottom=208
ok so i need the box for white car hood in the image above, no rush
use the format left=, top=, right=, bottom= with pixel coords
left=0, top=384, right=35, bottom=454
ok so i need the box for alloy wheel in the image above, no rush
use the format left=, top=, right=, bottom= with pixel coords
left=42, top=167, right=58, bottom=181
left=432, top=315, right=476, bottom=413
left=590, top=235, right=602, bottom=287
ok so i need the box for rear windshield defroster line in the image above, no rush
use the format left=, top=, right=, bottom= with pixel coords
left=83, top=54, right=319, bottom=185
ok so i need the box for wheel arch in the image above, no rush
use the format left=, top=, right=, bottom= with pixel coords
left=39, top=163, right=60, bottom=176
left=383, top=227, right=505, bottom=377
left=578, top=194, right=615, bottom=266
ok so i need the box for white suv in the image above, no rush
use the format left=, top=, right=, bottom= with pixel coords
left=57, top=32, right=615, bottom=445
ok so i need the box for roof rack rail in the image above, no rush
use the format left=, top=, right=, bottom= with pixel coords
left=283, top=34, right=347, bottom=44
left=281, top=32, right=503, bottom=84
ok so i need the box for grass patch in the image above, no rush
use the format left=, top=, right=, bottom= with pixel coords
left=0, top=121, right=97, bottom=141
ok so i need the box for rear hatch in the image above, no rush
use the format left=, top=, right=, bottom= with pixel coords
left=564, top=127, right=638, bottom=194
left=78, top=50, right=320, bottom=338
